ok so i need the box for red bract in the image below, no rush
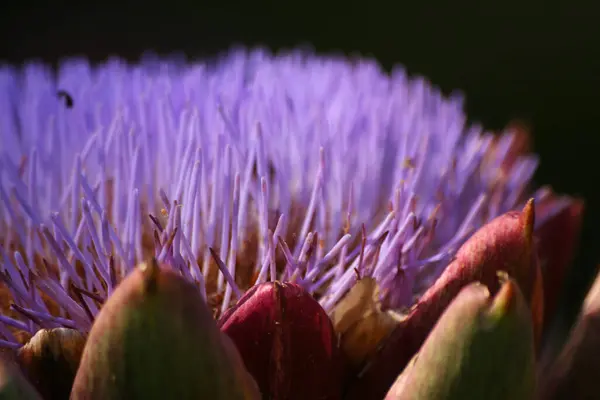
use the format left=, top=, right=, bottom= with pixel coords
left=345, top=200, right=542, bottom=400
left=219, top=281, right=343, bottom=400
left=412, top=198, right=545, bottom=347
left=535, top=196, right=584, bottom=328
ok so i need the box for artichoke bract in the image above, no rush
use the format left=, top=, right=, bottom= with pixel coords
left=540, top=266, right=600, bottom=400
left=385, top=276, right=535, bottom=400
left=17, top=328, right=86, bottom=400
left=534, top=196, right=584, bottom=329
left=412, top=199, right=543, bottom=343
left=0, top=356, right=42, bottom=400
left=329, top=277, right=402, bottom=373
left=219, top=281, right=342, bottom=400
left=346, top=200, right=543, bottom=400
left=70, top=259, right=259, bottom=400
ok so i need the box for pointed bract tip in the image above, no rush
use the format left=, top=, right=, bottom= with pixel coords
left=486, top=273, right=518, bottom=322
left=522, top=198, right=535, bottom=245
left=139, top=258, right=160, bottom=293
left=461, top=281, right=492, bottom=304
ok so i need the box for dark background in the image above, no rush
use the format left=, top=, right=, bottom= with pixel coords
left=1, top=0, right=598, bottom=326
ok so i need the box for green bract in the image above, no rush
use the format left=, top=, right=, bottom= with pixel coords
left=386, top=277, right=535, bottom=400
left=70, top=260, right=259, bottom=400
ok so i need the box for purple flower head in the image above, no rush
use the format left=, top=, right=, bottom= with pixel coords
left=0, top=48, right=571, bottom=347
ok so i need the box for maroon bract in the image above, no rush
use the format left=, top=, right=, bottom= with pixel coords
left=345, top=200, right=542, bottom=400
left=412, top=198, right=544, bottom=346
left=535, top=196, right=584, bottom=328
left=219, top=281, right=343, bottom=400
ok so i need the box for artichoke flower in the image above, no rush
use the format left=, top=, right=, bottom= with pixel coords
left=0, top=48, right=586, bottom=399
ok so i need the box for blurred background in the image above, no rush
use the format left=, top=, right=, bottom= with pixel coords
left=1, top=0, right=598, bottom=329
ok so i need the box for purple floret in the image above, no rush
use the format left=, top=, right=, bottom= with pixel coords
left=0, top=48, right=549, bottom=347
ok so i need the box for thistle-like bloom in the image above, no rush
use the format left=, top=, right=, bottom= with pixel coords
left=0, top=48, right=583, bottom=398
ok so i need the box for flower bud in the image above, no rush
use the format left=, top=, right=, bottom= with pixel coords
left=71, top=259, right=259, bottom=400
left=219, top=281, right=343, bottom=400
left=17, top=328, right=85, bottom=400
left=0, top=355, right=42, bottom=399
left=345, top=201, right=542, bottom=400
left=385, top=276, right=535, bottom=400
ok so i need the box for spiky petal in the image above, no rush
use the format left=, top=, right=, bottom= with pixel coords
left=0, top=51, right=555, bottom=334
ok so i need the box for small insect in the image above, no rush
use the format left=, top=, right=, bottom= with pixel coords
left=56, top=90, right=74, bottom=108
